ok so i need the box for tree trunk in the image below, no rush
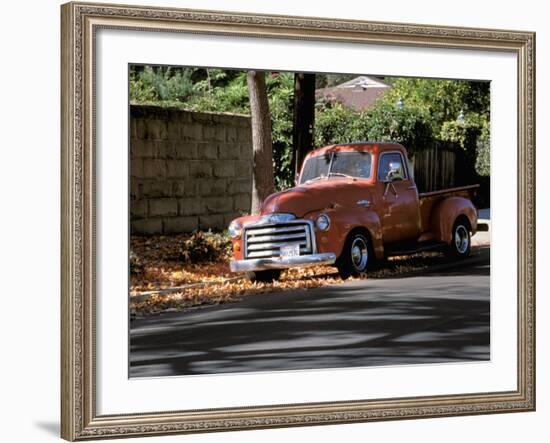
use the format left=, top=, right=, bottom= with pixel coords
left=291, top=73, right=316, bottom=179
left=247, top=71, right=275, bottom=214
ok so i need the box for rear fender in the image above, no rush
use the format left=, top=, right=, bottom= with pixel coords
left=430, top=196, right=478, bottom=244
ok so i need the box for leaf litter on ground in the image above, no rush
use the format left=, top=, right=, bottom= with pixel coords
left=130, top=233, right=486, bottom=317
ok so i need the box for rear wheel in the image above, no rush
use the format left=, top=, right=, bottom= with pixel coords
left=446, top=219, right=471, bottom=259
left=246, top=269, right=281, bottom=283
left=336, top=231, right=372, bottom=279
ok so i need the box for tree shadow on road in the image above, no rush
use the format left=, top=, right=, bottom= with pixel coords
left=130, top=266, right=490, bottom=377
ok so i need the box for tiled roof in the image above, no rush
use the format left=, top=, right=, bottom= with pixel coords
left=316, top=76, right=390, bottom=111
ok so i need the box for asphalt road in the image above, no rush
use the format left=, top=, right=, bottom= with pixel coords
left=130, top=257, right=490, bottom=377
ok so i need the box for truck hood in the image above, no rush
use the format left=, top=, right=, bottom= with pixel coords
left=260, top=179, right=373, bottom=217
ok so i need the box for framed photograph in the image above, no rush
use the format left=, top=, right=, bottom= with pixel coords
left=61, top=1, right=536, bottom=440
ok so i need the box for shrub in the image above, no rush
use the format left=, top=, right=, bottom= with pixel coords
left=439, top=120, right=477, bottom=149
left=440, top=115, right=490, bottom=177
left=379, top=77, right=490, bottom=134
left=178, top=230, right=231, bottom=263
left=474, top=122, right=491, bottom=177
left=130, top=66, right=197, bottom=103
left=362, top=102, right=433, bottom=155
left=314, top=102, right=362, bottom=146
left=314, top=100, right=433, bottom=156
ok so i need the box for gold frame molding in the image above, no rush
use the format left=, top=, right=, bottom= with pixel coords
left=61, top=2, right=536, bottom=440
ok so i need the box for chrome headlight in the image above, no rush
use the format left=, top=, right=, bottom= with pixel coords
left=228, top=221, right=242, bottom=239
left=315, top=214, right=331, bottom=231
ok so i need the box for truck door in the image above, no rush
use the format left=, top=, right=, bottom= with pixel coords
left=376, top=151, right=421, bottom=243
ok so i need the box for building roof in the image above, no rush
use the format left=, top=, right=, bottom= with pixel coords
left=335, top=76, right=390, bottom=89
left=316, top=75, right=390, bottom=111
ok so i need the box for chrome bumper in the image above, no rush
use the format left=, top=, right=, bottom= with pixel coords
left=230, top=252, right=336, bottom=273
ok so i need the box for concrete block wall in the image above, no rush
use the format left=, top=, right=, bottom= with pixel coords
left=130, top=105, right=253, bottom=234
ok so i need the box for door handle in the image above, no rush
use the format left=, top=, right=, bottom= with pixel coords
left=383, top=182, right=398, bottom=199
left=357, top=199, right=371, bottom=207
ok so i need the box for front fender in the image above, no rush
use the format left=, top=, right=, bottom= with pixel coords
left=310, top=207, right=384, bottom=260
left=228, top=214, right=262, bottom=261
left=430, top=196, right=478, bottom=244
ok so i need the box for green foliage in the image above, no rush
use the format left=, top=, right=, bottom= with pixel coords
left=440, top=121, right=475, bottom=149
left=130, top=66, right=197, bottom=103
left=188, top=71, right=250, bottom=114
left=475, top=119, right=491, bottom=177
left=381, top=78, right=490, bottom=133
left=376, top=78, right=490, bottom=176
left=178, top=230, right=231, bottom=263
left=130, top=66, right=297, bottom=190
left=439, top=115, right=490, bottom=177
left=314, top=101, right=432, bottom=156
left=130, top=66, right=250, bottom=113
left=314, top=102, right=362, bottom=145
left=361, top=102, right=433, bottom=155
left=475, top=136, right=490, bottom=177
left=129, top=65, right=492, bottom=188
left=267, top=73, right=295, bottom=190
left=192, top=71, right=297, bottom=190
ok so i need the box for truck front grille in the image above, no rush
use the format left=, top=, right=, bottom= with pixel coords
left=244, top=222, right=313, bottom=259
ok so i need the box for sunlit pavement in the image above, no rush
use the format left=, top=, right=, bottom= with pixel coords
left=130, top=249, right=490, bottom=377
left=472, top=208, right=491, bottom=246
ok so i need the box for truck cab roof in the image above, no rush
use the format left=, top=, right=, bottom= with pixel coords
left=306, top=142, right=407, bottom=159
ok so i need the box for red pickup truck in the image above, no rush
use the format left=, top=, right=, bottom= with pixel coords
left=228, top=142, right=478, bottom=281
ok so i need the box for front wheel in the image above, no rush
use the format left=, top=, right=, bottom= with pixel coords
left=246, top=269, right=281, bottom=283
left=336, top=232, right=372, bottom=279
left=446, top=220, right=471, bottom=259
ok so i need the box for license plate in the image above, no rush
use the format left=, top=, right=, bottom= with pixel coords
left=280, top=244, right=300, bottom=258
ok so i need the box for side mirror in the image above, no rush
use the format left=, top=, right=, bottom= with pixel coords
left=385, top=162, right=404, bottom=182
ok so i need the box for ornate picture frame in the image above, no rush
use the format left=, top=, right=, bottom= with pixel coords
left=61, top=2, right=535, bottom=440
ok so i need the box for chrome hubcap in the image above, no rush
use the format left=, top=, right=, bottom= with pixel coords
left=454, top=225, right=469, bottom=254
left=351, top=237, right=368, bottom=271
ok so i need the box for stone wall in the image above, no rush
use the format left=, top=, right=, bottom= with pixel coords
left=130, top=105, right=252, bottom=234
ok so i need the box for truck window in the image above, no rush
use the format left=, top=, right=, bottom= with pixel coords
left=378, top=152, right=406, bottom=181
left=300, top=151, right=372, bottom=184
left=300, top=153, right=331, bottom=184
left=331, top=152, right=372, bottom=179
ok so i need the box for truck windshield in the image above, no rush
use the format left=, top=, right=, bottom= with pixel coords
left=300, top=151, right=372, bottom=184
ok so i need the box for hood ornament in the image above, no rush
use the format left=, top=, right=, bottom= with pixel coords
left=262, top=213, right=296, bottom=224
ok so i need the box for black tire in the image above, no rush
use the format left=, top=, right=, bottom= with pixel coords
left=336, top=231, right=372, bottom=279
left=246, top=269, right=281, bottom=283
left=446, top=219, right=471, bottom=259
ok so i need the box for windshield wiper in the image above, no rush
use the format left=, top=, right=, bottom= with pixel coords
left=304, top=176, right=326, bottom=185
left=328, top=172, right=355, bottom=180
